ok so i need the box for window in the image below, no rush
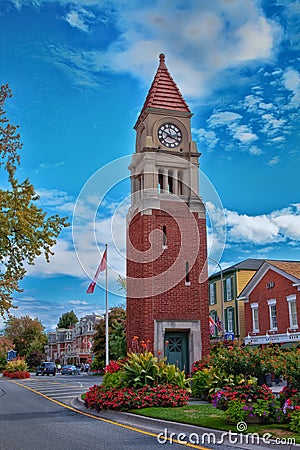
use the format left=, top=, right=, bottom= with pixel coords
left=251, top=303, right=259, bottom=332
left=268, top=299, right=277, bottom=330
left=226, top=307, right=234, bottom=333
left=178, top=171, right=183, bottom=195
left=287, top=295, right=298, bottom=329
left=210, top=311, right=218, bottom=337
left=209, top=282, right=216, bottom=305
left=162, top=225, right=167, bottom=248
left=158, top=171, right=164, bottom=192
left=185, top=262, right=190, bottom=285
left=224, top=277, right=234, bottom=301
left=168, top=171, right=173, bottom=193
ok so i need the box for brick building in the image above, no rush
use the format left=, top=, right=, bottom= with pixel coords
left=45, top=313, right=101, bottom=364
left=126, top=54, right=210, bottom=372
left=238, top=260, right=300, bottom=347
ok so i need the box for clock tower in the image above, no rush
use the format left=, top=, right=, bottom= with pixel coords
left=126, top=54, right=210, bottom=370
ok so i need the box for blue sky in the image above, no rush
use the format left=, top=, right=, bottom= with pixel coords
left=0, top=0, right=299, bottom=330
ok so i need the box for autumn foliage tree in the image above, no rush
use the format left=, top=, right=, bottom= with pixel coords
left=4, top=315, right=47, bottom=359
left=0, top=84, right=69, bottom=315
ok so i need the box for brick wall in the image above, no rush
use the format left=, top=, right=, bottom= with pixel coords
left=244, top=269, right=300, bottom=334
left=126, top=205, right=210, bottom=357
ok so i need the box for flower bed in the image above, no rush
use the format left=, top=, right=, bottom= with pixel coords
left=2, top=370, right=30, bottom=379
left=84, top=384, right=189, bottom=412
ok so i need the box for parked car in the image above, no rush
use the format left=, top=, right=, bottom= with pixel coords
left=61, top=365, right=80, bottom=375
left=36, top=361, right=56, bottom=376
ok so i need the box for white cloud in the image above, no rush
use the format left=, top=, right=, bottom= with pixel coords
left=234, top=17, right=274, bottom=61
left=268, top=155, right=280, bottom=166
left=248, top=146, right=263, bottom=156
left=282, top=68, right=300, bottom=108
left=231, top=125, right=258, bottom=143
left=207, top=203, right=300, bottom=247
left=192, top=128, right=219, bottom=151
left=41, top=0, right=282, bottom=97
left=207, top=111, right=242, bottom=127
left=64, top=7, right=95, bottom=33
left=226, top=210, right=279, bottom=244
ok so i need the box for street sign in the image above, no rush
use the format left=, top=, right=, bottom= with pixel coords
left=224, top=332, right=234, bottom=341
left=7, top=350, right=17, bottom=361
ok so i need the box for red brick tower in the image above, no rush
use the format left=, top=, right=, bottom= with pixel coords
left=126, top=54, right=210, bottom=371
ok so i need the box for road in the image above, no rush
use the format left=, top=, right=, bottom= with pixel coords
left=0, top=374, right=284, bottom=450
left=1, top=374, right=211, bottom=450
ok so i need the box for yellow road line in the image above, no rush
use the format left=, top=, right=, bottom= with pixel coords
left=10, top=380, right=209, bottom=449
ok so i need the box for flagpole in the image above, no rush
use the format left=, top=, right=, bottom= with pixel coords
left=105, top=243, right=109, bottom=367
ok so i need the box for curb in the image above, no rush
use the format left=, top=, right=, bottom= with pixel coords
left=71, top=394, right=299, bottom=450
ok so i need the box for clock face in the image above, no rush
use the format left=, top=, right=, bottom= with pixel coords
left=158, top=123, right=182, bottom=148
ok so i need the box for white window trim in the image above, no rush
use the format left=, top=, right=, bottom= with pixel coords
left=209, top=283, right=216, bottom=306
left=286, top=295, right=298, bottom=329
left=227, top=307, right=234, bottom=333
left=268, top=299, right=277, bottom=331
left=250, top=303, right=259, bottom=333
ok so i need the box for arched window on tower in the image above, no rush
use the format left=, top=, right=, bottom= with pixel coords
left=158, top=169, right=164, bottom=193
left=178, top=171, right=183, bottom=195
left=168, top=170, right=174, bottom=193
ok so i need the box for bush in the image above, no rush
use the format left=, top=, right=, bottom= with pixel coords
left=191, top=369, right=210, bottom=399
left=84, top=384, right=190, bottom=412
left=5, top=359, right=28, bottom=373
left=289, top=410, right=300, bottom=433
left=225, top=400, right=247, bottom=424
left=102, top=370, right=126, bottom=389
left=122, top=351, right=190, bottom=390
left=212, top=384, right=275, bottom=411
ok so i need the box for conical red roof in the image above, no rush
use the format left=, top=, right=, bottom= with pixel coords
left=136, top=54, right=190, bottom=124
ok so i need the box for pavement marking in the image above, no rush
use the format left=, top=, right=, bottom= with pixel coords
left=10, top=380, right=209, bottom=450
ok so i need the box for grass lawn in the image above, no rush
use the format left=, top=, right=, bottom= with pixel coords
left=130, top=404, right=300, bottom=444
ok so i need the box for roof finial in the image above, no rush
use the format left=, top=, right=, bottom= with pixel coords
left=159, top=53, right=166, bottom=68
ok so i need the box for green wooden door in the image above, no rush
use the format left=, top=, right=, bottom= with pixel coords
left=165, top=331, right=189, bottom=373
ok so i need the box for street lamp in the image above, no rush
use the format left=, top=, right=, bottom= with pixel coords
left=208, top=257, right=225, bottom=338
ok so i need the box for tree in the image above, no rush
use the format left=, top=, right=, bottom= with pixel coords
left=93, top=306, right=126, bottom=366
left=0, top=84, right=69, bottom=315
left=0, top=335, right=14, bottom=369
left=4, top=315, right=47, bottom=357
left=57, top=310, right=78, bottom=329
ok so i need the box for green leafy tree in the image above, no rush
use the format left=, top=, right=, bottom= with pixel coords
left=57, top=310, right=78, bottom=329
left=93, top=306, right=126, bottom=365
left=4, top=315, right=47, bottom=357
left=0, top=84, right=69, bottom=316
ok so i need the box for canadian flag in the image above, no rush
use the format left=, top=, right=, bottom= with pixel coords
left=87, top=340, right=92, bottom=350
left=86, top=249, right=107, bottom=294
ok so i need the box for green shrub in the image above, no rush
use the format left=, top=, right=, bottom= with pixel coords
left=192, top=369, right=209, bottom=399
left=225, top=400, right=247, bottom=424
left=102, top=370, right=126, bottom=389
left=290, top=410, right=300, bottom=432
